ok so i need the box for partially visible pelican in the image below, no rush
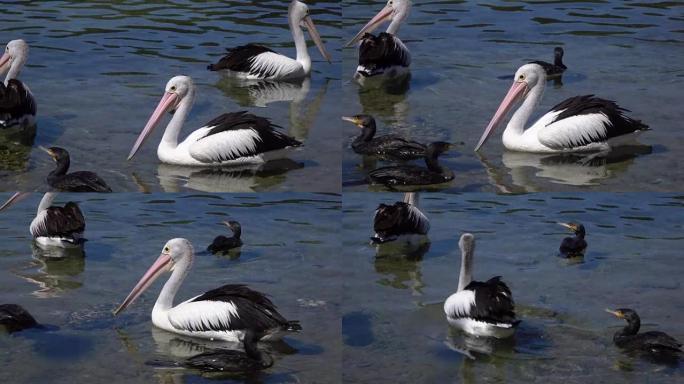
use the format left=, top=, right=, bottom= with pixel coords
left=208, top=0, right=331, bottom=80
left=0, top=192, right=86, bottom=249
left=371, top=192, right=429, bottom=244
left=41, top=146, right=112, bottom=192
left=346, top=0, right=412, bottom=83
left=0, top=39, right=36, bottom=130
left=128, top=76, right=301, bottom=166
left=114, top=238, right=301, bottom=342
left=475, top=64, right=649, bottom=153
left=444, top=234, right=519, bottom=338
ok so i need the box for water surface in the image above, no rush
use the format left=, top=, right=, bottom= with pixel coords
left=342, top=193, right=684, bottom=383
left=0, top=192, right=342, bottom=383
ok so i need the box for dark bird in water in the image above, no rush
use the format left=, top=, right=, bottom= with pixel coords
left=558, top=222, right=587, bottom=257
left=371, top=192, right=429, bottom=244
left=207, top=221, right=243, bottom=254
left=0, top=304, right=38, bottom=333
left=183, top=329, right=273, bottom=372
left=605, top=308, right=682, bottom=357
left=342, top=114, right=426, bottom=161
left=530, top=47, right=567, bottom=78
left=41, top=146, right=112, bottom=193
left=367, top=141, right=453, bottom=186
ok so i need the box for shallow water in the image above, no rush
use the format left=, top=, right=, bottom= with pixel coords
left=0, top=1, right=342, bottom=192
left=342, top=193, right=684, bottom=383
left=0, top=193, right=342, bottom=383
left=341, top=1, right=684, bottom=192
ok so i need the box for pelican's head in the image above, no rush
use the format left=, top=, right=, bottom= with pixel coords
left=345, top=0, right=412, bottom=47
left=289, top=0, right=332, bottom=63
left=0, top=39, right=29, bottom=77
left=474, top=63, right=545, bottom=151
left=128, top=75, right=195, bottom=161
left=113, top=238, right=194, bottom=315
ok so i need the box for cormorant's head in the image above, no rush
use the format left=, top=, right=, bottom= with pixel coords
left=40, top=146, right=70, bottom=163
left=341, top=114, right=375, bottom=129
left=427, top=141, right=452, bottom=156
left=605, top=308, right=639, bottom=322
left=558, top=222, right=584, bottom=235
left=554, top=47, right=564, bottom=60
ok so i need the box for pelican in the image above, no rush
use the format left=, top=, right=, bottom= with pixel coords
left=444, top=234, right=519, bottom=338
left=114, top=238, right=301, bottom=342
left=0, top=39, right=36, bottom=130
left=0, top=192, right=86, bottom=249
left=207, top=0, right=331, bottom=80
left=128, top=76, right=302, bottom=166
left=371, top=192, right=429, bottom=244
left=475, top=63, right=649, bottom=153
left=345, top=0, right=412, bottom=82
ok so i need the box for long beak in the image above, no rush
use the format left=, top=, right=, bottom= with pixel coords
left=303, top=16, right=332, bottom=63
left=557, top=222, right=574, bottom=230
left=605, top=309, right=623, bottom=318
left=0, top=192, right=31, bottom=212
left=341, top=116, right=362, bottom=127
left=0, top=53, right=10, bottom=75
left=113, top=253, right=172, bottom=315
left=128, top=92, right=178, bottom=161
left=38, top=145, right=55, bottom=159
left=345, top=5, right=394, bottom=47
left=474, top=81, right=528, bottom=151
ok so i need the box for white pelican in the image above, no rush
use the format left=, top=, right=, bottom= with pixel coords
left=371, top=192, right=429, bottom=244
left=444, top=234, right=519, bottom=338
left=114, top=238, right=301, bottom=342
left=207, top=0, right=331, bottom=80
left=475, top=63, right=649, bottom=153
left=127, top=76, right=302, bottom=166
left=0, top=192, right=86, bottom=249
left=0, top=39, right=36, bottom=130
left=345, top=0, right=412, bottom=81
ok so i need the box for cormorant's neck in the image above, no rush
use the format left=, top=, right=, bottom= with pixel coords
left=50, top=158, right=70, bottom=178
left=576, top=228, right=585, bottom=240
left=615, top=317, right=640, bottom=339
left=425, top=152, right=444, bottom=173
left=356, top=122, right=376, bottom=143
left=554, top=52, right=564, bottom=67
left=231, top=225, right=242, bottom=239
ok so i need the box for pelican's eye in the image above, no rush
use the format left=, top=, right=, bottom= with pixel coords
left=170, top=85, right=177, bottom=92
left=518, top=74, right=525, bottom=81
left=163, top=246, right=170, bottom=253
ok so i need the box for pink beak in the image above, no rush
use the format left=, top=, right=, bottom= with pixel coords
left=127, top=92, right=178, bottom=161
left=345, top=5, right=394, bottom=47
left=0, top=192, right=31, bottom=211
left=302, top=16, right=332, bottom=63
left=474, top=81, right=528, bottom=151
left=113, top=252, right=172, bottom=315
left=0, top=53, right=11, bottom=74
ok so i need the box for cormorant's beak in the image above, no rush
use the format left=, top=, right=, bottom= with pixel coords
left=113, top=252, right=173, bottom=315
left=39, top=145, right=56, bottom=160
left=128, top=92, right=179, bottom=161
left=0, top=192, right=31, bottom=212
left=341, top=116, right=363, bottom=128
left=302, top=16, right=332, bottom=63
left=605, top=309, right=624, bottom=319
left=475, top=80, right=528, bottom=151
left=557, top=222, right=577, bottom=232
left=345, top=4, right=394, bottom=47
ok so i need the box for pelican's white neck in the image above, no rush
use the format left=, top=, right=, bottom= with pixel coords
left=37, top=192, right=56, bottom=215
left=159, top=89, right=195, bottom=152
left=290, top=20, right=311, bottom=75
left=403, top=192, right=419, bottom=207
left=503, top=80, right=545, bottom=141
left=153, top=254, right=193, bottom=313
left=4, top=51, right=26, bottom=85
left=457, top=236, right=475, bottom=292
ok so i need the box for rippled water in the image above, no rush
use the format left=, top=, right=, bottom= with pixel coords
left=341, top=1, right=684, bottom=192
left=0, top=193, right=341, bottom=383
left=342, top=193, right=684, bottom=382
left=0, top=1, right=342, bottom=192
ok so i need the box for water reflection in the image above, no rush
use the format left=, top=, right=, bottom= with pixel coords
left=12, top=245, right=85, bottom=298
left=477, top=145, right=653, bottom=192
left=356, top=75, right=411, bottom=122
left=0, top=124, right=36, bottom=172
left=445, top=330, right=516, bottom=360
left=374, top=242, right=430, bottom=293
left=155, top=159, right=305, bottom=192
left=215, top=77, right=311, bottom=108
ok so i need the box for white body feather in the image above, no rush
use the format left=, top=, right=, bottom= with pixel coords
left=444, top=290, right=515, bottom=339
